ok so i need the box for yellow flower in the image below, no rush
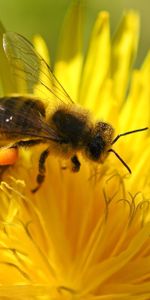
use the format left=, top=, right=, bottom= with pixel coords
left=0, top=2, right=150, bottom=299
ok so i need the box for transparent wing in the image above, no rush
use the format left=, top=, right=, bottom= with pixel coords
left=0, top=96, right=63, bottom=148
left=3, top=32, right=74, bottom=107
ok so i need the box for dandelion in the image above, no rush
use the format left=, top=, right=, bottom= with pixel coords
left=0, top=2, right=150, bottom=299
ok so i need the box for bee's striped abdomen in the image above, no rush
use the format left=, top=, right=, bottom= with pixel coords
left=0, top=96, right=46, bottom=139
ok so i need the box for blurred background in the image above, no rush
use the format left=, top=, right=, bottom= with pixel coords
left=0, top=0, right=149, bottom=67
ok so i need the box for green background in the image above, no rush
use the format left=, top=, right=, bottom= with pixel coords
left=0, top=0, right=149, bottom=66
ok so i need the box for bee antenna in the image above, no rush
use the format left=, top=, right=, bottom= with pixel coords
left=108, top=148, right=131, bottom=174
left=111, top=127, right=148, bottom=145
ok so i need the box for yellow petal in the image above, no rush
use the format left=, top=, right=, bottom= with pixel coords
left=33, top=34, right=50, bottom=65
left=119, top=61, right=150, bottom=132
left=55, top=1, right=84, bottom=101
left=80, top=12, right=110, bottom=109
left=111, top=11, right=139, bottom=105
left=81, top=222, right=150, bottom=294
left=32, top=34, right=53, bottom=107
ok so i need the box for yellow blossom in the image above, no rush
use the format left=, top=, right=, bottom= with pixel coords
left=0, top=2, right=149, bottom=300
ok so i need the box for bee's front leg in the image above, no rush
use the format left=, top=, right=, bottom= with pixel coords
left=71, top=155, right=81, bottom=172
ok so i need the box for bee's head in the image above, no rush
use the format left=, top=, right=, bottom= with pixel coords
left=85, top=122, right=114, bottom=162
left=85, top=122, right=148, bottom=173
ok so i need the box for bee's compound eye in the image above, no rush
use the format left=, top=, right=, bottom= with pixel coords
left=96, top=122, right=111, bottom=132
left=0, top=147, right=19, bottom=165
left=101, top=123, right=109, bottom=131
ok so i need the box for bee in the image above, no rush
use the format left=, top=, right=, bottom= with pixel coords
left=0, top=32, right=148, bottom=192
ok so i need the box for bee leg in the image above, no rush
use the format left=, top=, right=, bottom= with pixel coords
left=71, top=155, right=80, bottom=172
left=32, top=148, right=50, bottom=193
left=12, top=140, right=49, bottom=193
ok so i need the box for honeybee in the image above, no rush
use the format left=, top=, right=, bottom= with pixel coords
left=0, top=32, right=148, bottom=192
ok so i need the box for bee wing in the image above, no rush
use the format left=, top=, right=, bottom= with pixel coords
left=0, top=97, right=63, bottom=148
left=3, top=32, right=74, bottom=108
